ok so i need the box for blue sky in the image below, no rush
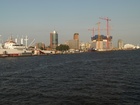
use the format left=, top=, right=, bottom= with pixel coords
left=0, top=0, right=140, bottom=47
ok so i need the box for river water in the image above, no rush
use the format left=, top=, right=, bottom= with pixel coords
left=0, top=50, right=140, bottom=105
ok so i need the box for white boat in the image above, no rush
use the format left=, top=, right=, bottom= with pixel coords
left=0, top=37, right=32, bottom=57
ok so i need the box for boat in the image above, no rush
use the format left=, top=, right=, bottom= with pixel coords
left=0, top=37, right=32, bottom=57
left=88, top=47, right=97, bottom=52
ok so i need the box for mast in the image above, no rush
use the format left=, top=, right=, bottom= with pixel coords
left=24, top=36, right=28, bottom=48
left=21, top=36, right=24, bottom=45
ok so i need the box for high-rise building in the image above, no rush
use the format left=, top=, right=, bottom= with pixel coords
left=73, top=33, right=79, bottom=40
left=67, top=40, right=79, bottom=50
left=66, top=33, right=80, bottom=50
left=50, top=30, right=58, bottom=49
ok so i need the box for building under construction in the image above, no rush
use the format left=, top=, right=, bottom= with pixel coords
left=89, top=17, right=113, bottom=51
left=91, top=35, right=112, bottom=51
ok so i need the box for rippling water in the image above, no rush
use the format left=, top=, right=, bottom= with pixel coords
left=0, top=50, right=140, bottom=105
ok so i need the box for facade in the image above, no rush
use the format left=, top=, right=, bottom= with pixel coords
left=124, top=44, right=135, bottom=49
left=67, top=33, right=80, bottom=50
left=50, top=30, right=58, bottom=49
left=80, top=42, right=91, bottom=51
left=118, top=39, right=124, bottom=49
left=91, top=35, right=112, bottom=50
left=67, top=39, right=79, bottom=50
left=73, top=33, right=79, bottom=40
left=35, top=43, right=45, bottom=50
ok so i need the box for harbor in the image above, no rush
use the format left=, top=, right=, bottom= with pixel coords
left=1, top=16, right=139, bottom=58
left=1, top=1, right=140, bottom=105
left=0, top=36, right=81, bottom=58
left=0, top=34, right=139, bottom=58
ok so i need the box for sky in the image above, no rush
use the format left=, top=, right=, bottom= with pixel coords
left=0, top=0, right=140, bottom=47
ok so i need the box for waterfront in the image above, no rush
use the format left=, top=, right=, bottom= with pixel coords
left=0, top=50, right=140, bottom=105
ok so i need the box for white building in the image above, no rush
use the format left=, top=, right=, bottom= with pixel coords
left=118, top=39, right=124, bottom=49
left=124, top=44, right=135, bottom=49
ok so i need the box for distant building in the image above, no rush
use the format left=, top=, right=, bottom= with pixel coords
left=35, top=42, right=45, bottom=50
left=124, top=44, right=135, bottom=49
left=91, top=35, right=112, bottom=50
left=80, top=42, right=90, bottom=51
left=118, top=39, right=124, bottom=49
left=50, top=30, right=58, bottom=50
left=66, top=33, right=80, bottom=50
left=67, top=39, right=79, bottom=50
left=73, top=33, right=79, bottom=40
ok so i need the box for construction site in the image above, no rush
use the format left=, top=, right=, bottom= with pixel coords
left=89, top=17, right=113, bottom=51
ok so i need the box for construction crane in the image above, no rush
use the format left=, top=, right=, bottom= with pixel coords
left=100, top=17, right=111, bottom=49
left=28, top=39, right=35, bottom=47
left=96, top=22, right=101, bottom=50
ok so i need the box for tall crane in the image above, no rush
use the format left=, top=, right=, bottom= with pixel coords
left=100, top=17, right=111, bottom=49
left=96, top=22, right=101, bottom=49
left=28, top=39, right=35, bottom=47
left=24, top=36, right=28, bottom=48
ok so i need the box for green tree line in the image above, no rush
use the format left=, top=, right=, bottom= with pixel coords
left=56, top=44, right=69, bottom=51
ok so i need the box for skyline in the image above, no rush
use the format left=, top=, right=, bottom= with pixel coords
left=0, top=0, right=140, bottom=47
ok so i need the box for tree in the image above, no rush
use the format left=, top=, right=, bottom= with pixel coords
left=56, top=44, right=69, bottom=51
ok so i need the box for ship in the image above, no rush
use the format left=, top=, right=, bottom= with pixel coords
left=0, top=36, right=33, bottom=57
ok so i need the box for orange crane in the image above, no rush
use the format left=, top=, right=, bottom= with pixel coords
left=96, top=22, right=101, bottom=49
left=100, top=17, right=111, bottom=49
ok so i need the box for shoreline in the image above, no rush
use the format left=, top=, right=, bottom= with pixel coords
left=1, top=48, right=140, bottom=58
